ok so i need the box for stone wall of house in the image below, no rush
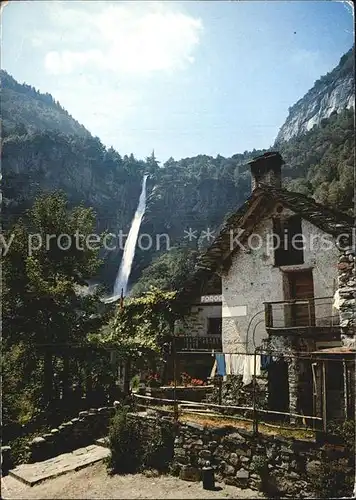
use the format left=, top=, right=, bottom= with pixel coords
left=338, top=245, right=356, bottom=345
left=175, top=304, right=221, bottom=337
left=221, top=208, right=340, bottom=353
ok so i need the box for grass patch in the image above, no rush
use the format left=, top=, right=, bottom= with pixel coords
left=180, top=412, right=315, bottom=440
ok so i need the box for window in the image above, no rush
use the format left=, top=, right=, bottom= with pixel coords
left=207, top=317, right=222, bottom=335
left=273, top=215, right=304, bottom=266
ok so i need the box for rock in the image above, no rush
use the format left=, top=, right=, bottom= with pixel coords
left=185, top=422, right=205, bottom=431
left=225, top=432, right=245, bottom=443
left=199, top=449, right=211, bottom=459
left=306, top=460, right=321, bottom=476
left=281, top=445, right=294, bottom=454
left=175, top=448, right=186, bottom=457
left=224, top=464, right=235, bottom=475
left=229, top=452, right=240, bottom=466
left=236, top=447, right=251, bottom=457
left=30, top=437, right=46, bottom=445
left=179, top=466, right=201, bottom=482
left=236, top=468, right=249, bottom=479
left=208, top=440, right=218, bottom=449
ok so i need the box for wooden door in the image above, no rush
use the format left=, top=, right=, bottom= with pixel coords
left=289, top=270, right=315, bottom=327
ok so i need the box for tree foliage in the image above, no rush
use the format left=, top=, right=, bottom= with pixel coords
left=90, top=288, right=181, bottom=363
left=2, top=193, right=107, bottom=426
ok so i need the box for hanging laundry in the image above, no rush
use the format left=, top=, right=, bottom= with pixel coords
left=242, top=354, right=261, bottom=385
left=261, top=354, right=273, bottom=370
left=230, top=354, right=245, bottom=375
left=215, top=353, right=226, bottom=376
left=224, top=354, right=232, bottom=375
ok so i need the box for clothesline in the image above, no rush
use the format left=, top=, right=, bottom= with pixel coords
left=215, top=352, right=273, bottom=386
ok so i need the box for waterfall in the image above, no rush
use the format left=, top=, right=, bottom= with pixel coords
left=104, top=174, right=148, bottom=303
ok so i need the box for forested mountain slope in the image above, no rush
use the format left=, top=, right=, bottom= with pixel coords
left=0, top=70, right=89, bottom=138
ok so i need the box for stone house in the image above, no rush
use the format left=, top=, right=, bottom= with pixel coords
left=169, top=273, right=223, bottom=382
left=178, top=151, right=355, bottom=422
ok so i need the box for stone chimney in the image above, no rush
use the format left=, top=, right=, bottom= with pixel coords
left=248, top=151, right=284, bottom=191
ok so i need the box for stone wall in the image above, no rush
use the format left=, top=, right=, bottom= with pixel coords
left=338, top=245, right=356, bottom=345
left=205, top=375, right=268, bottom=412
left=26, top=406, right=116, bottom=463
left=172, top=419, right=352, bottom=498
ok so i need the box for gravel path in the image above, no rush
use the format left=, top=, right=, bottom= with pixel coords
left=2, top=462, right=263, bottom=499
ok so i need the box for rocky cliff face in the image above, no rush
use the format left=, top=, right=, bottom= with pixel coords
left=275, top=47, right=354, bottom=144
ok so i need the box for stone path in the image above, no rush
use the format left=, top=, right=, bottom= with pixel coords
left=8, top=445, right=110, bottom=486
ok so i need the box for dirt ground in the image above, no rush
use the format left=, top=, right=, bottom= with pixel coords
left=1, top=462, right=263, bottom=499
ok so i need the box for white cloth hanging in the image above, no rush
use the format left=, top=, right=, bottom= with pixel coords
left=242, top=354, right=261, bottom=385
left=230, top=354, right=245, bottom=375
left=225, top=354, right=232, bottom=375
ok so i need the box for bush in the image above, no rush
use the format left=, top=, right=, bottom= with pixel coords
left=312, top=457, right=354, bottom=499
left=106, top=407, right=175, bottom=474
left=106, top=407, right=142, bottom=474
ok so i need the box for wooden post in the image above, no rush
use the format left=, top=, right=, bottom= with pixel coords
left=173, top=336, right=178, bottom=421
left=252, top=351, right=258, bottom=435
left=62, top=351, right=69, bottom=401
left=265, top=303, right=273, bottom=328
left=218, top=376, right=222, bottom=406
left=322, top=360, right=327, bottom=432
left=343, top=360, right=348, bottom=419
left=124, top=359, right=131, bottom=396
left=308, top=300, right=312, bottom=326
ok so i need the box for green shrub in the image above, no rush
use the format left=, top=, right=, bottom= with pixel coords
left=130, top=374, right=140, bottom=392
left=106, top=408, right=175, bottom=475
left=107, top=407, right=142, bottom=474
left=312, top=457, right=354, bottom=499
left=141, top=419, right=175, bottom=471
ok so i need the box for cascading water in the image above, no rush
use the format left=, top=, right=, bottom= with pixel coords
left=103, top=174, right=148, bottom=303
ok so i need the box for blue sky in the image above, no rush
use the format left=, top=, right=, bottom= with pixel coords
left=2, top=1, right=354, bottom=162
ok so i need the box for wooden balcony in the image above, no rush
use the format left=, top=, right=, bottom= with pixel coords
left=264, top=296, right=341, bottom=338
left=174, top=335, right=222, bottom=352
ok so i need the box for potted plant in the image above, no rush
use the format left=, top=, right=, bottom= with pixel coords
left=147, top=372, right=161, bottom=388
left=181, top=372, right=192, bottom=387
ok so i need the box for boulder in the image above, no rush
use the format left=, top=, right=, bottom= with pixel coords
left=179, top=466, right=201, bottom=482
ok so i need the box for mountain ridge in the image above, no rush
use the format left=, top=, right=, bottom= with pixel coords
left=275, top=46, right=354, bottom=144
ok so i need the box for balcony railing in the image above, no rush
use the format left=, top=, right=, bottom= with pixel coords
left=264, top=296, right=340, bottom=336
left=174, top=335, right=222, bottom=352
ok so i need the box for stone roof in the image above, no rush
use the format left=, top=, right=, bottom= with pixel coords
left=178, top=185, right=354, bottom=302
